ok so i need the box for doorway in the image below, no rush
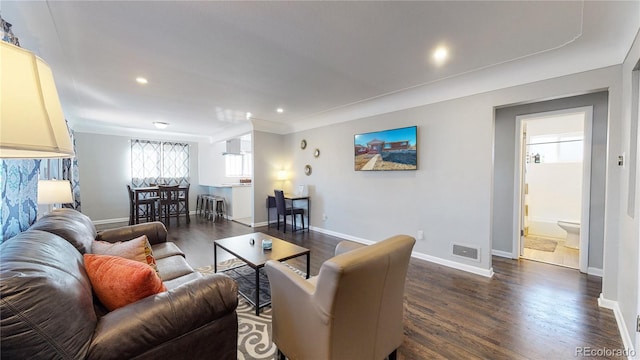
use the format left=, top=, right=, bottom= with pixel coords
left=513, top=107, right=592, bottom=272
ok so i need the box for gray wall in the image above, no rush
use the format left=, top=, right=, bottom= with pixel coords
left=281, top=66, right=621, bottom=276
left=252, top=130, right=287, bottom=225
left=492, top=91, right=609, bottom=270
left=75, top=132, right=201, bottom=222
left=285, top=92, right=501, bottom=272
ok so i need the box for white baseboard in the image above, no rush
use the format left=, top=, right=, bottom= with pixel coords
left=598, top=294, right=635, bottom=359
left=311, top=226, right=494, bottom=278
left=491, top=249, right=514, bottom=258
left=310, top=226, right=375, bottom=245
left=587, top=267, right=603, bottom=277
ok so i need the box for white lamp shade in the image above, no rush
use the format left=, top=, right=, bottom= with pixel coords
left=37, top=180, right=73, bottom=205
left=0, top=41, right=74, bottom=158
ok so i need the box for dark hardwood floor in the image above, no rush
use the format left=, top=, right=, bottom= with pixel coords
left=99, top=217, right=625, bottom=359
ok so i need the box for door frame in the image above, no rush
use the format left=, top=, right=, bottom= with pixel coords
left=512, top=106, right=593, bottom=273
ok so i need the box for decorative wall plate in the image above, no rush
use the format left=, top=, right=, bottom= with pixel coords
left=304, top=164, right=312, bottom=176
left=300, top=139, right=307, bottom=149
left=314, top=148, right=320, bottom=158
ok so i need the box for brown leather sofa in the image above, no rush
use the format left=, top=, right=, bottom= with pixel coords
left=266, top=235, right=416, bottom=360
left=0, top=208, right=238, bottom=359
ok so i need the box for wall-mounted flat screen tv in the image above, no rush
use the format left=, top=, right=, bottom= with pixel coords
left=354, top=126, right=417, bottom=171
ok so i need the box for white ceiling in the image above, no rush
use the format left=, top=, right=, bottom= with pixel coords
left=2, top=1, right=639, bottom=141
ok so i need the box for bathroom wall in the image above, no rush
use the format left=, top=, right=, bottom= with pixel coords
left=527, top=162, right=583, bottom=237
left=525, top=114, right=584, bottom=238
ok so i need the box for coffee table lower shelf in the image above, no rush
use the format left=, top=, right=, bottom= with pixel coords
left=219, top=264, right=272, bottom=314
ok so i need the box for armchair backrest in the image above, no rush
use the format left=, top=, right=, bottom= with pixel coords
left=314, top=235, right=415, bottom=359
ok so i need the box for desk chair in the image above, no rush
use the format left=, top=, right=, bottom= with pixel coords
left=274, top=190, right=304, bottom=233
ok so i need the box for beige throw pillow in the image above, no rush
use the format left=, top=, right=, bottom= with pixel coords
left=92, top=235, right=159, bottom=275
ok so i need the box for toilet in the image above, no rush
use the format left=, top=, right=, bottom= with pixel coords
left=557, top=221, right=580, bottom=249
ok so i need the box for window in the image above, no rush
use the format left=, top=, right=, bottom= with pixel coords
left=528, top=132, right=583, bottom=164
left=131, top=140, right=190, bottom=186
left=225, top=153, right=252, bottom=177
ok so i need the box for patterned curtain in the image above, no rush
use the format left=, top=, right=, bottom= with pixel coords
left=62, top=123, right=81, bottom=210
left=162, top=142, right=190, bottom=186
left=0, top=160, right=41, bottom=243
left=131, top=140, right=189, bottom=187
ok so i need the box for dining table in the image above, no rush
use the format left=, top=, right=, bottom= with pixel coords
left=132, top=185, right=190, bottom=224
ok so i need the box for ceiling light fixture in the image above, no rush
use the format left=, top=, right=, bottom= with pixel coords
left=432, top=46, right=449, bottom=64
left=246, top=112, right=252, bottom=120
left=153, top=122, right=169, bottom=129
left=276, top=108, right=284, bottom=113
left=136, top=77, right=148, bottom=84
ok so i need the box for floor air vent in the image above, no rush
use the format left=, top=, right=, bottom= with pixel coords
left=452, top=244, right=481, bottom=262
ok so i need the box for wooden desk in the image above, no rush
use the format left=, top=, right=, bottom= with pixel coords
left=266, top=194, right=310, bottom=232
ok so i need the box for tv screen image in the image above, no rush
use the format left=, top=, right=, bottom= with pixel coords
left=354, top=126, right=417, bottom=171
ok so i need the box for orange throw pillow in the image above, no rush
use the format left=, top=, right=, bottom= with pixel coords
left=84, top=254, right=167, bottom=311
left=92, top=235, right=159, bottom=275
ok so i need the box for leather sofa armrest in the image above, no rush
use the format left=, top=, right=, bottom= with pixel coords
left=87, top=273, right=237, bottom=360
left=95, top=222, right=168, bottom=245
left=334, top=240, right=365, bottom=257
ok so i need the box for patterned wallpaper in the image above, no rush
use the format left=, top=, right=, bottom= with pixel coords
left=0, top=160, right=41, bottom=243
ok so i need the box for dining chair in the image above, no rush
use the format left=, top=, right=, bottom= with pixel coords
left=177, top=183, right=190, bottom=224
left=158, top=185, right=181, bottom=226
left=274, top=190, right=304, bottom=233
left=126, top=185, right=158, bottom=225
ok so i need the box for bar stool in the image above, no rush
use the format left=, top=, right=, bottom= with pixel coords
left=196, top=194, right=207, bottom=218
left=203, top=195, right=215, bottom=220
left=214, top=197, right=226, bottom=221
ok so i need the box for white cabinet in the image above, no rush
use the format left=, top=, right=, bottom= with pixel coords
left=231, top=186, right=252, bottom=219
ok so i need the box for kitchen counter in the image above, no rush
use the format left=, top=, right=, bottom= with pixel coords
left=205, top=185, right=252, bottom=221
left=213, top=183, right=252, bottom=188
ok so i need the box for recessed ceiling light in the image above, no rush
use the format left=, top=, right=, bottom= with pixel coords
left=432, top=46, right=449, bottom=64
left=136, top=77, right=148, bottom=84
left=246, top=112, right=253, bottom=119
left=153, top=122, right=168, bottom=129
left=276, top=108, right=284, bottom=113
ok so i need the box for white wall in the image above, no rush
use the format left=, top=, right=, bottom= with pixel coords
left=615, top=30, right=640, bottom=352
left=198, top=134, right=253, bottom=186
left=198, top=140, right=227, bottom=186
left=527, top=162, right=583, bottom=238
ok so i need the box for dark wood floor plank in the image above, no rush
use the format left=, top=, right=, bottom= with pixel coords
left=98, top=218, right=625, bottom=359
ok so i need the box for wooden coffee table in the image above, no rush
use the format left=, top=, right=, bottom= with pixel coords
left=214, top=232, right=310, bottom=315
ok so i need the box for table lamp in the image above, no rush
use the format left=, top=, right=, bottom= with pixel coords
left=37, top=180, right=73, bottom=213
